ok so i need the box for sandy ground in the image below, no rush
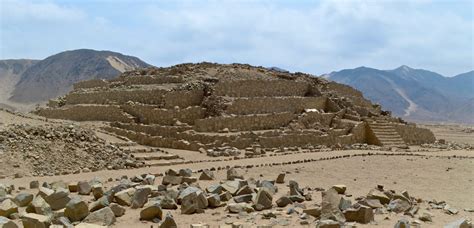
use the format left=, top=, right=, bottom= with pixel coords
left=1, top=110, right=473, bottom=227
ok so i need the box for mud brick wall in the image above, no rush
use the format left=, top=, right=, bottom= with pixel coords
left=65, top=89, right=167, bottom=105
left=73, top=79, right=109, bottom=90
left=394, top=124, right=436, bottom=145
left=36, top=105, right=133, bottom=122
left=121, top=76, right=184, bottom=85
left=163, top=90, right=204, bottom=108
left=121, top=105, right=206, bottom=125
left=225, top=97, right=327, bottom=115
left=110, top=123, right=191, bottom=138
left=194, top=112, right=295, bottom=132
left=214, top=80, right=310, bottom=97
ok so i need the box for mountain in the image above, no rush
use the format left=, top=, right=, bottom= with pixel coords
left=0, top=59, right=40, bottom=109
left=325, top=66, right=474, bottom=124
left=8, top=49, right=151, bottom=104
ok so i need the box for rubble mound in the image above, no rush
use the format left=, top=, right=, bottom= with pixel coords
left=0, top=124, right=137, bottom=177
left=36, top=63, right=436, bottom=154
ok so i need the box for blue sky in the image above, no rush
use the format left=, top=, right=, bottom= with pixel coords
left=0, top=0, right=473, bottom=76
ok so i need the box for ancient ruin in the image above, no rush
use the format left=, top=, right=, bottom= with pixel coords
left=36, top=63, right=435, bottom=154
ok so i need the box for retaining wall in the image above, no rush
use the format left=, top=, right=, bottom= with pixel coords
left=225, top=97, right=327, bottom=115
left=36, top=105, right=133, bottom=122
left=194, top=112, right=295, bottom=132
left=122, top=105, right=206, bottom=125
left=214, top=80, right=309, bottom=97
left=73, top=79, right=109, bottom=90
left=65, top=89, right=167, bottom=105
left=394, top=124, right=436, bottom=145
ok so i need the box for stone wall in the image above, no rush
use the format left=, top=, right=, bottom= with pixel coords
left=120, top=76, right=184, bottom=85
left=225, top=97, right=327, bottom=115
left=297, top=112, right=335, bottom=128
left=36, top=105, right=133, bottom=122
left=194, top=112, right=295, bottom=132
left=65, top=89, right=167, bottom=105
left=394, top=124, right=436, bottom=145
left=163, top=90, right=204, bottom=108
left=73, top=79, right=109, bottom=90
left=214, top=80, right=310, bottom=97
left=121, top=105, right=206, bottom=125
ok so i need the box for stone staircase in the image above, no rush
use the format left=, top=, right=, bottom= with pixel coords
left=125, top=147, right=185, bottom=167
left=368, top=121, right=408, bottom=148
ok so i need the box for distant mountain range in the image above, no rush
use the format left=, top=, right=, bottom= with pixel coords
left=0, top=49, right=150, bottom=111
left=324, top=66, right=473, bottom=124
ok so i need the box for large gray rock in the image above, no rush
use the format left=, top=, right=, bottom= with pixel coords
left=64, top=198, right=89, bottom=222
left=221, top=181, right=241, bottom=195
left=162, top=175, right=183, bottom=185
left=289, top=180, right=302, bottom=196
left=388, top=199, right=412, bottom=213
left=199, top=170, right=215, bottom=180
left=0, top=199, right=18, bottom=218
left=343, top=205, right=374, bottom=224
left=114, top=188, right=135, bottom=206
left=276, top=196, right=292, bottom=207
left=45, top=188, right=71, bottom=210
left=109, top=203, right=125, bottom=217
left=394, top=218, right=411, bottom=228
left=91, top=184, right=104, bottom=200
left=78, top=181, right=92, bottom=195
left=227, top=168, right=243, bottom=180
left=367, top=189, right=390, bottom=205
left=316, top=219, right=341, bottom=228
left=159, top=212, right=177, bottom=228
left=89, top=196, right=109, bottom=212
left=227, top=203, right=255, bottom=213
left=131, top=188, right=151, bottom=209
left=303, top=207, right=322, bottom=218
left=142, top=174, right=156, bottom=185
left=180, top=190, right=208, bottom=214
left=83, top=207, right=116, bottom=226
left=21, top=213, right=50, bottom=228
left=233, top=194, right=253, bottom=203
left=25, top=196, right=52, bottom=216
left=253, top=188, right=272, bottom=211
left=321, top=188, right=345, bottom=223
left=13, top=193, right=33, bottom=207
left=179, top=168, right=193, bottom=177
left=140, top=203, right=163, bottom=221
left=0, top=216, right=18, bottom=228
left=207, top=194, right=221, bottom=208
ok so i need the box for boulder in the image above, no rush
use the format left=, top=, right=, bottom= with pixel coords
left=303, top=207, right=322, bottom=218
left=68, top=182, right=78, bottom=193
left=253, top=188, right=272, bottom=211
left=114, top=188, right=135, bottom=206
left=276, top=173, right=285, bottom=184
left=25, top=196, right=52, bottom=216
left=45, top=188, right=71, bottom=210
left=358, top=198, right=383, bottom=209
left=331, top=185, right=347, bottom=194
left=444, top=218, right=472, bottom=228
left=226, top=168, right=243, bottom=180
left=321, top=188, right=345, bottom=223
left=207, top=194, right=221, bottom=208
left=388, top=199, right=412, bottom=213
left=0, top=199, right=18, bottom=218
left=89, top=196, right=109, bottom=212
left=219, top=192, right=233, bottom=202
left=91, top=184, right=104, bottom=200
left=179, top=168, right=193, bottom=177
left=235, top=185, right=254, bottom=196
left=30, top=181, right=40, bottom=189
left=418, top=211, right=432, bottom=222
left=0, top=216, right=17, bottom=228
left=83, top=207, right=116, bottom=226
left=206, top=184, right=222, bottom=194
left=77, top=181, right=92, bottom=195
left=37, top=187, right=54, bottom=199
left=233, top=194, right=253, bottom=203
left=199, top=170, right=215, bottom=180
left=258, top=180, right=277, bottom=195
left=151, top=196, right=178, bottom=210
left=13, top=193, right=33, bottom=207
left=159, top=212, right=177, bottom=228
left=64, top=198, right=89, bottom=222
left=343, top=205, right=374, bottom=224
left=367, top=189, right=390, bottom=205
left=142, top=174, right=156, bottom=185
left=180, top=190, right=208, bottom=214
left=140, top=203, right=163, bottom=221
left=162, top=175, right=183, bottom=185
left=131, top=188, right=151, bottom=209
left=276, top=196, right=292, bottom=207
left=289, top=180, right=302, bottom=196
left=21, top=213, right=50, bottom=228
left=316, top=219, right=341, bottom=228
left=338, top=197, right=352, bottom=211
left=109, top=203, right=125, bottom=217
left=221, top=181, right=241, bottom=195
left=227, top=203, right=255, bottom=213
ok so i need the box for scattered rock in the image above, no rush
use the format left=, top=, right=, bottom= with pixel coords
left=83, top=207, right=116, bottom=226
left=159, top=212, right=177, bottom=228
left=64, top=198, right=89, bottom=222
left=13, top=193, right=33, bottom=207
left=21, top=213, right=51, bottom=228
left=199, top=170, right=215, bottom=180
left=131, top=188, right=151, bottom=209
left=276, top=196, right=292, bottom=207
left=140, top=203, right=163, bottom=221
left=0, top=199, right=18, bottom=218
left=344, top=205, right=374, bottom=224
left=332, top=185, right=347, bottom=194
left=109, top=203, right=125, bottom=217
left=276, top=173, right=285, bottom=184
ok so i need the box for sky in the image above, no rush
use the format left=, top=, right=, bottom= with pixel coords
left=0, top=0, right=473, bottom=76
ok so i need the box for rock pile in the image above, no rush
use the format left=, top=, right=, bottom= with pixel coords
left=0, top=124, right=138, bottom=177
left=0, top=169, right=471, bottom=227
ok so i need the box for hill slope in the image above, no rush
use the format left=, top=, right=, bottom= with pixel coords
left=325, top=66, right=474, bottom=124
left=0, top=59, right=40, bottom=109
left=8, top=49, right=150, bottom=104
